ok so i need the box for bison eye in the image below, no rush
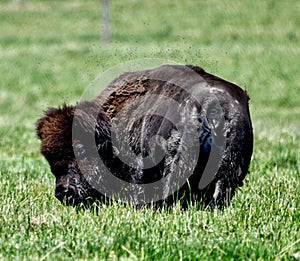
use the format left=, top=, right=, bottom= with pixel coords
left=51, top=164, right=68, bottom=176
left=74, top=144, right=86, bottom=158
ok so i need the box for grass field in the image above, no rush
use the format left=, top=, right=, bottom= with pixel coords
left=0, top=0, right=299, bottom=260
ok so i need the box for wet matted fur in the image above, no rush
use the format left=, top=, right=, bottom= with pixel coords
left=36, top=65, right=253, bottom=209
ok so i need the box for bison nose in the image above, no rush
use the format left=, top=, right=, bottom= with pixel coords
left=55, top=185, right=84, bottom=206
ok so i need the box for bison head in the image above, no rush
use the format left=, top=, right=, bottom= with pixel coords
left=36, top=102, right=110, bottom=207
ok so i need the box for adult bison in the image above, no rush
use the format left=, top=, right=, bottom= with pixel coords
left=36, top=65, right=253, bottom=209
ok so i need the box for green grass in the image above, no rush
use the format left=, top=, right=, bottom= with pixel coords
left=0, top=0, right=299, bottom=260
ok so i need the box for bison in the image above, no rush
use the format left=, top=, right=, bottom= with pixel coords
left=36, top=65, right=253, bottom=209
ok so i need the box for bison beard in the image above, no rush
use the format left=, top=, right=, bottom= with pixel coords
left=36, top=65, right=253, bottom=210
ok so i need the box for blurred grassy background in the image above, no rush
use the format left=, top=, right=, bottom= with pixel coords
left=0, top=0, right=299, bottom=260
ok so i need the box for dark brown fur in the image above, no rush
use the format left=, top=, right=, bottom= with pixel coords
left=36, top=65, right=253, bottom=209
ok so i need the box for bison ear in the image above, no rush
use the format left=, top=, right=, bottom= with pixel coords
left=73, top=101, right=110, bottom=135
left=35, top=106, right=75, bottom=140
left=73, top=104, right=111, bottom=147
left=73, top=109, right=96, bottom=134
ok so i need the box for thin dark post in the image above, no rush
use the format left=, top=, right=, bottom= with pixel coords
left=102, top=0, right=110, bottom=43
